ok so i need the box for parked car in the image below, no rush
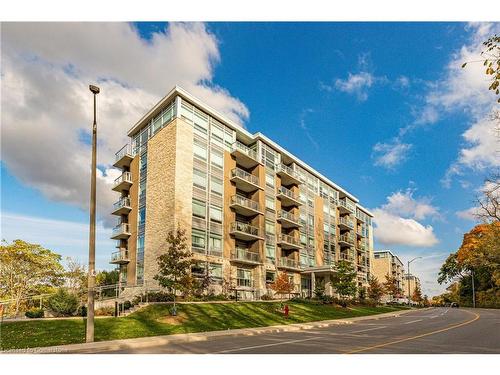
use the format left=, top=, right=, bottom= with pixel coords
left=450, top=302, right=459, bottom=308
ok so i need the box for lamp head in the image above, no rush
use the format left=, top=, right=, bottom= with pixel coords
left=89, top=85, right=100, bottom=94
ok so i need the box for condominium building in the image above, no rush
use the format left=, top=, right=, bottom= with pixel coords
left=372, top=250, right=406, bottom=301
left=405, top=274, right=421, bottom=301
left=110, top=86, right=374, bottom=300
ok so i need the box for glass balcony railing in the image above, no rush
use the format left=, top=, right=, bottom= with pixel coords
left=277, top=186, right=300, bottom=201
left=231, top=168, right=260, bottom=186
left=111, top=223, right=131, bottom=238
left=339, top=233, right=355, bottom=245
left=110, top=250, right=129, bottom=263
left=338, top=199, right=355, bottom=212
left=278, top=233, right=301, bottom=247
left=113, top=172, right=132, bottom=187
left=278, top=210, right=300, bottom=224
left=278, top=258, right=300, bottom=269
left=113, top=196, right=131, bottom=212
left=339, top=216, right=355, bottom=228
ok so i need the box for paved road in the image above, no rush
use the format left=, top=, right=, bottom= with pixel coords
left=104, top=308, right=500, bottom=354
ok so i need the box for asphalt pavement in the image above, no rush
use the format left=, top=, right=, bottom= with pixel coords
left=102, top=307, right=500, bottom=354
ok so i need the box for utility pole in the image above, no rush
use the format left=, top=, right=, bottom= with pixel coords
left=86, top=84, right=100, bottom=343
left=471, top=269, right=476, bottom=308
left=407, top=257, right=422, bottom=307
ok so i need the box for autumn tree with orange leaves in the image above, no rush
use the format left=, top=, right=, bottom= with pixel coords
left=269, top=272, right=294, bottom=300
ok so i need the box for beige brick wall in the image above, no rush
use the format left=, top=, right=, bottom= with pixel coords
left=143, top=118, right=193, bottom=285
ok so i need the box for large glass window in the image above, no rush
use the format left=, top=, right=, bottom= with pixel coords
left=193, top=168, right=207, bottom=190
left=265, top=219, right=275, bottom=234
left=265, top=171, right=275, bottom=188
left=192, top=199, right=206, bottom=218
left=210, top=263, right=222, bottom=279
left=266, top=244, right=275, bottom=260
left=265, top=195, right=275, bottom=210
left=192, top=229, right=206, bottom=250
left=210, top=176, right=223, bottom=196
left=209, top=205, right=222, bottom=223
left=209, top=234, right=222, bottom=252
left=193, top=139, right=207, bottom=160
left=210, top=149, right=223, bottom=168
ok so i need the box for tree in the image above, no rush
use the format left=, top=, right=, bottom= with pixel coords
left=269, top=272, right=294, bottom=300
left=313, top=279, right=326, bottom=300
left=96, top=269, right=119, bottom=286
left=367, top=276, right=384, bottom=304
left=462, top=34, right=500, bottom=103
left=412, top=284, right=423, bottom=305
left=0, top=240, right=64, bottom=316
left=47, top=288, right=79, bottom=317
left=331, top=260, right=357, bottom=304
left=383, top=273, right=402, bottom=301
left=475, top=173, right=500, bottom=223
left=154, top=228, right=193, bottom=314
left=423, top=295, right=430, bottom=307
left=64, top=257, right=87, bottom=303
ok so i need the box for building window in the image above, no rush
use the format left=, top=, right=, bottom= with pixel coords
left=193, top=139, right=207, bottom=160
left=265, top=219, right=275, bottom=234
left=209, top=263, right=223, bottom=280
left=192, top=229, right=206, bottom=250
left=265, top=171, right=275, bottom=188
left=237, top=268, right=252, bottom=287
left=211, top=148, right=223, bottom=168
left=210, top=176, right=223, bottom=196
left=266, top=272, right=275, bottom=283
left=209, top=234, right=222, bottom=253
left=265, top=195, right=275, bottom=210
left=192, top=199, right=206, bottom=218
left=193, top=168, right=207, bottom=190
left=209, top=205, right=222, bottom=223
left=266, top=244, right=275, bottom=261
left=300, top=233, right=307, bottom=245
left=308, top=214, right=314, bottom=227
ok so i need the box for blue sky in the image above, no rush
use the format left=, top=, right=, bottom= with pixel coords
left=2, top=22, right=499, bottom=297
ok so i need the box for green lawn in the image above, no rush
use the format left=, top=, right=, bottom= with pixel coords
left=0, top=302, right=408, bottom=350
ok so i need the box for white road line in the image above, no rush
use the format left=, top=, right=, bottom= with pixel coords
left=349, top=326, right=387, bottom=334
left=214, top=337, right=320, bottom=353
left=403, top=319, right=423, bottom=324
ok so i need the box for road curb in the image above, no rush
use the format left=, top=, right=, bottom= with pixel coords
left=3, top=308, right=421, bottom=354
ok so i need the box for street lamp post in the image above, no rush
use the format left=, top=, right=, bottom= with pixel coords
left=407, top=257, right=422, bottom=307
left=86, top=84, right=100, bottom=343
left=471, top=269, right=476, bottom=308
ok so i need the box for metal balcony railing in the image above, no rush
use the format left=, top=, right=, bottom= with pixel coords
left=232, top=141, right=258, bottom=161
left=232, top=248, right=260, bottom=263
left=230, top=221, right=262, bottom=237
left=230, top=195, right=260, bottom=211
left=111, top=250, right=129, bottom=263
left=278, top=258, right=300, bottom=269
left=115, top=144, right=134, bottom=162
left=339, top=216, right=355, bottom=228
left=236, top=278, right=253, bottom=287
left=231, top=167, right=260, bottom=186
left=339, top=233, right=355, bottom=245
left=277, top=186, right=299, bottom=201
left=278, top=210, right=300, bottom=224
left=278, top=233, right=301, bottom=247
left=113, top=196, right=131, bottom=210
left=113, top=171, right=132, bottom=187
left=112, top=223, right=131, bottom=237
left=338, top=199, right=355, bottom=212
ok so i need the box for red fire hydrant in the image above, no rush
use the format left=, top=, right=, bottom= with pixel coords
left=284, top=304, right=289, bottom=319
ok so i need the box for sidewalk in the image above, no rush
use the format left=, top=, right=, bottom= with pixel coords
left=2, top=308, right=422, bottom=354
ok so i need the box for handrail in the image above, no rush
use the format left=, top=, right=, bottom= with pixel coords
left=278, top=233, right=300, bottom=246
left=231, top=195, right=260, bottom=211
left=113, top=196, right=131, bottom=210
left=230, top=221, right=261, bottom=236
left=232, top=141, right=258, bottom=160
left=278, top=210, right=300, bottom=223
left=114, top=171, right=132, bottom=186
left=277, top=186, right=299, bottom=200
left=231, top=167, right=260, bottom=186
left=115, top=144, right=134, bottom=161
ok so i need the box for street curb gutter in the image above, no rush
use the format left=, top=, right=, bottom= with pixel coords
left=4, top=308, right=424, bottom=354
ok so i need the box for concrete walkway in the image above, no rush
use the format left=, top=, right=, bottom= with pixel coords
left=2, top=308, right=422, bottom=354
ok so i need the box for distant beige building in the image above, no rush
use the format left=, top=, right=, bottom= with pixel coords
left=405, top=274, right=421, bottom=302
left=110, top=86, right=374, bottom=300
left=372, top=250, right=406, bottom=302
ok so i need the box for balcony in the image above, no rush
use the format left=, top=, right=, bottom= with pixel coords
left=276, top=164, right=301, bottom=186
left=276, top=186, right=301, bottom=207
left=230, top=221, right=263, bottom=241
left=277, top=233, right=301, bottom=250
left=356, top=211, right=366, bottom=223
left=230, top=195, right=262, bottom=216
left=111, top=223, right=131, bottom=240
left=231, top=248, right=261, bottom=265
left=110, top=249, right=130, bottom=265
left=112, top=172, right=132, bottom=192
left=113, top=144, right=134, bottom=168
left=277, top=257, right=301, bottom=271
left=277, top=210, right=302, bottom=228
left=338, top=233, right=355, bottom=247
left=231, top=141, right=260, bottom=169
left=338, top=199, right=355, bottom=214
left=357, top=241, right=368, bottom=252
left=236, top=278, right=253, bottom=288
left=111, top=196, right=132, bottom=216
left=339, top=252, right=355, bottom=263
left=338, top=216, right=355, bottom=230
left=230, top=168, right=262, bottom=193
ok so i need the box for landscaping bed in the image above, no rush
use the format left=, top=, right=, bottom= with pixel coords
left=0, top=301, right=408, bottom=350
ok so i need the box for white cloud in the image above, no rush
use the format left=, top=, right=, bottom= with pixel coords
left=372, top=189, right=440, bottom=247
left=1, top=212, right=114, bottom=270
left=334, top=71, right=376, bottom=101
left=1, top=23, right=249, bottom=227
left=372, top=140, right=412, bottom=169
left=456, top=207, right=480, bottom=221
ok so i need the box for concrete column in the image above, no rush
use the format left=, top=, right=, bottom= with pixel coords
left=311, top=272, right=316, bottom=297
